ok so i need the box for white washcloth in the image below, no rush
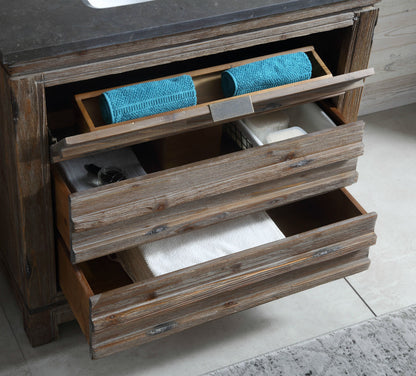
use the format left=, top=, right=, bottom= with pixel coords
left=265, top=126, right=306, bottom=144
left=140, top=211, right=285, bottom=276
left=59, top=147, right=146, bottom=191
left=243, top=110, right=290, bottom=144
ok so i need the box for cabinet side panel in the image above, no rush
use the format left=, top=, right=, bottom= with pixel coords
left=6, top=75, right=57, bottom=311
left=0, top=67, right=25, bottom=295
left=337, top=7, right=379, bottom=121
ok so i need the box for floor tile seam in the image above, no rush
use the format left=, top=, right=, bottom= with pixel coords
left=0, top=295, right=32, bottom=375
left=343, top=277, right=378, bottom=317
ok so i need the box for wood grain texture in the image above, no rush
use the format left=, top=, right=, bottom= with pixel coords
left=53, top=168, right=72, bottom=249
left=1, top=1, right=380, bottom=352
left=58, top=239, right=93, bottom=340
left=88, top=237, right=374, bottom=357
left=53, top=122, right=365, bottom=262
left=8, top=76, right=57, bottom=310
left=337, top=8, right=379, bottom=122
left=57, top=187, right=376, bottom=357
left=0, top=68, right=61, bottom=346
left=92, top=213, right=376, bottom=317
left=7, top=1, right=380, bottom=79
left=70, top=122, right=364, bottom=226
left=0, top=67, right=24, bottom=294
left=44, top=15, right=351, bottom=86
left=361, top=73, right=416, bottom=114
left=117, top=247, right=155, bottom=282
left=90, top=256, right=369, bottom=358
left=75, top=47, right=330, bottom=131
left=70, top=166, right=360, bottom=262
left=360, top=1, right=416, bottom=114
left=7, top=9, right=362, bottom=83
left=51, top=69, right=373, bottom=163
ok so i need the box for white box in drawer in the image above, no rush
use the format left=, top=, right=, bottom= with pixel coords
left=230, top=102, right=336, bottom=148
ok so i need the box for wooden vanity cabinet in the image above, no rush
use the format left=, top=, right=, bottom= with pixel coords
left=0, top=2, right=378, bottom=356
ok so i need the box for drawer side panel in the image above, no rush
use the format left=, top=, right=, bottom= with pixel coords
left=57, top=240, right=92, bottom=341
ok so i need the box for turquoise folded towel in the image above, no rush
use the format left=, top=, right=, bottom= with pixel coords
left=100, top=74, right=197, bottom=124
left=221, top=52, right=312, bottom=97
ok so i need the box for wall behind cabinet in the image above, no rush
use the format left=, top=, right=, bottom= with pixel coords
left=360, top=0, right=416, bottom=115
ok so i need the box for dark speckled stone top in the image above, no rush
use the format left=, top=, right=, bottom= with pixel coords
left=0, top=0, right=348, bottom=66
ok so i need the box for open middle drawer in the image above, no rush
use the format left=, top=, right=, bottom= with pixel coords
left=54, top=103, right=366, bottom=263
left=58, top=188, right=377, bottom=358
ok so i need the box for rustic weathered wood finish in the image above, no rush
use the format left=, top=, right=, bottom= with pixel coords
left=0, top=0, right=379, bottom=353
left=75, top=47, right=332, bottom=130
left=55, top=118, right=366, bottom=263
left=52, top=67, right=373, bottom=162
left=58, top=189, right=376, bottom=358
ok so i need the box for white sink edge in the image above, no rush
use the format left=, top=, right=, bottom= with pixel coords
left=82, top=0, right=154, bottom=9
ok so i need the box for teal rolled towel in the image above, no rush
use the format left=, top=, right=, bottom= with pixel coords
left=100, top=75, right=197, bottom=124
left=221, top=52, right=312, bottom=97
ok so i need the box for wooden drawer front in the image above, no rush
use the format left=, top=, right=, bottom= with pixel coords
left=55, top=120, right=365, bottom=263
left=50, top=46, right=373, bottom=163
left=58, top=189, right=377, bottom=359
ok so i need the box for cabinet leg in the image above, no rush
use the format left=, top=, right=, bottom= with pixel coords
left=23, top=306, right=58, bottom=347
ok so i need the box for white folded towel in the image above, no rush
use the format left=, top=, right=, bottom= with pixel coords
left=59, top=147, right=146, bottom=191
left=139, top=211, right=285, bottom=276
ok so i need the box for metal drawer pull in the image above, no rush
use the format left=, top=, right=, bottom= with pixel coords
left=209, top=96, right=254, bottom=122
left=147, top=321, right=178, bottom=336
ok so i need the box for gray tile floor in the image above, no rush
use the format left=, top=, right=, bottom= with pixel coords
left=1, top=103, right=415, bottom=376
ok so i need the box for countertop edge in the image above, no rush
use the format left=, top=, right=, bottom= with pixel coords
left=1, top=0, right=349, bottom=68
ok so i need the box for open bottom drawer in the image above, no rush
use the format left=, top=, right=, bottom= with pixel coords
left=58, top=188, right=377, bottom=358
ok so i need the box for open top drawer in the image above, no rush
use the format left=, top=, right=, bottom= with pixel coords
left=53, top=102, right=366, bottom=263
left=50, top=46, right=373, bottom=163
left=58, top=189, right=377, bottom=358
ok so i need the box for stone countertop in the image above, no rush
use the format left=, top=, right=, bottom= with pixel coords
left=0, top=0, right=347, bottom=67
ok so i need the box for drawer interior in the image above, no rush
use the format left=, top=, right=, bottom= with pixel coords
left=48, top=30, right=373, bottom=164
left=54, top=100, right=365, bottom=263
left=78, top=47, right=330, bottom=130
left=72, top=188, right=366, bottom=295
left=46, top=27, right=355, bottom=143
left=57, top=101, right=341, bottom=192
left=46, top=27, right=351, bottom=132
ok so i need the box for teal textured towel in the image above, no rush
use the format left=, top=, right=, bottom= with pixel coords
left=221, top=52, right=312, bottom=97
left=100, top=75, right=197, bottom=124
